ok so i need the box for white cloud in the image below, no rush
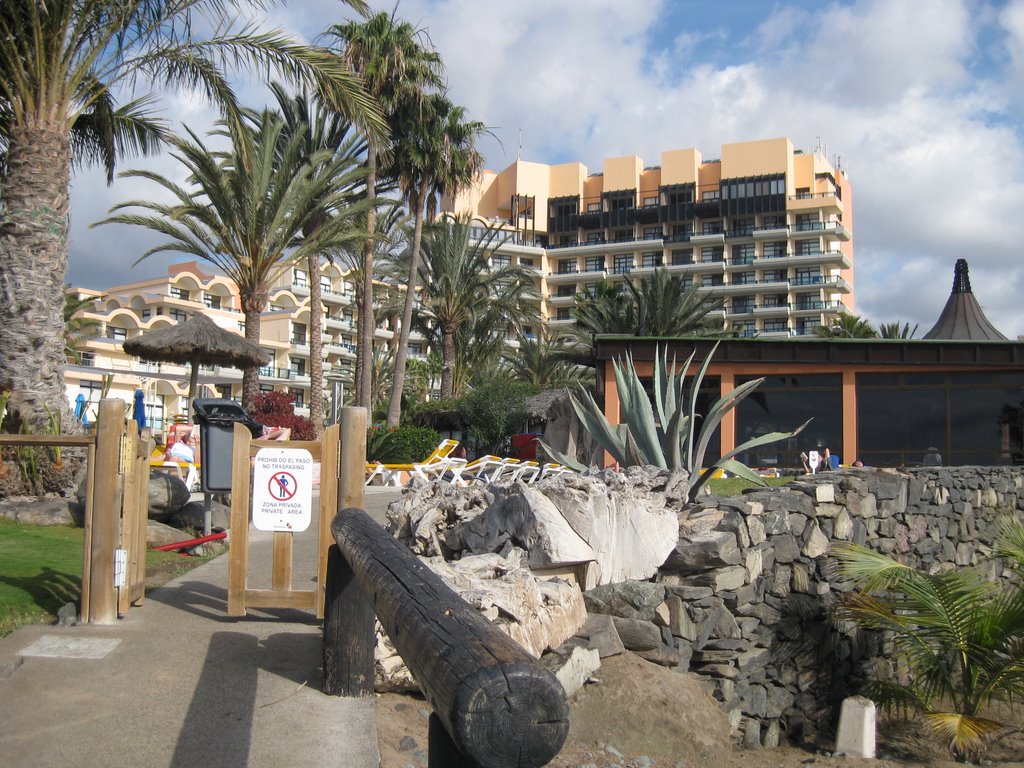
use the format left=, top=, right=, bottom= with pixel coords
left=66, top=0, right=1024, bottom=338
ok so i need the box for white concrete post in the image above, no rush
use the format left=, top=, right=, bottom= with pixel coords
left=835, top=695, right=876, bottom=758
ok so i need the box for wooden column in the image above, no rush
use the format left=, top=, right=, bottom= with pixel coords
left=322, top=544, right=375, bottom=696
left=842, top=368, right=858, bottom=466
left=719, top=371, right=737, bottom=457
left=317, top=424, right=341, bottom=619
left=88, top=398, right=125, bottom=625
left=338, top=406, right=366, bottom=513
left=227, top=422, right=253, bottom=616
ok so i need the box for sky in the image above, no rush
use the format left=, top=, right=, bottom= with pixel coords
left=67, top=0, right=1024, bottom=338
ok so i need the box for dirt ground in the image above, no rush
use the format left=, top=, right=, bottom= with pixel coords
left=375, top=653, right=1024, bottom=768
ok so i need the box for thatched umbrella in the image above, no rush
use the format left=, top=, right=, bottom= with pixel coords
left=123, top=313, right=270, bottom=417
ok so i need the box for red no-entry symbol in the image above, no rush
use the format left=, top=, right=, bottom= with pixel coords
left=268, top=471, right=297, bottom=500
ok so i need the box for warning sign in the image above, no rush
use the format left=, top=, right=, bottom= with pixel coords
left=252, top=448, right=313, bottom=532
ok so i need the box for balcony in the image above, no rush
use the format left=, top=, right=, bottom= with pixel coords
left=322, top=289, right=355, bottom=305
left=754, top=303, right=791, bottom=317
left=289, top=282, right=310, bottom=296
left=725, top=227, right=755, bottom=240
left=689, top=232, right=725, bottom=245
left=787, top=190, right=844, bottom=215
left=547, top=293, right=579, bottom=307
left=792, top=300, right=847, bottom=315
left=752, top=249, right=850, bottom=270
left=752, top=225, right=789, bottom=241
left=664, top=233, right=692, bottom=248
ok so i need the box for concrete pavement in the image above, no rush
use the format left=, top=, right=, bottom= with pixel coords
left=0, top=487, right=402, bottom=768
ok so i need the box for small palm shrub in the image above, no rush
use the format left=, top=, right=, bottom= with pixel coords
left=366, top=424, right=440, bottom=464
left=540, top=343, right=807, bottom=500
left=833, top=530, right=1024, bottom=761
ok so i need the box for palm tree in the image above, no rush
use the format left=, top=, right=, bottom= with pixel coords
left=324, top=11, right=443, bottom=410
left=63, top=289, right=102, bottom=362
left=414, top=215, right=539, bottom=398
left=834, top=540, right=1024, bottom=761
left=878, top=321, right=919, bottom=339
left=503, top=328, right=581, bottom=389
left=267, top=83, right=368, bottom=439
left=385, top=92, right=486, bottom=426
left=97, top=111, right=371, bottom=408
left=0, top=0, right=382, bottom=432
left=815, top=313, right=879, bottom=339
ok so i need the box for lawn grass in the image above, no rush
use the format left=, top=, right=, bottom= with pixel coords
left=707, top=475, right=795, bottom=497
left=0, top=518, right=215, bottom=638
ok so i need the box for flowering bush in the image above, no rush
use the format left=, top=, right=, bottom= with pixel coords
left=248, top=391, right=315, bottom=441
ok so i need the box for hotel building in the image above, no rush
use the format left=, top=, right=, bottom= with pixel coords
left=446, top=137, right=853, bottom=339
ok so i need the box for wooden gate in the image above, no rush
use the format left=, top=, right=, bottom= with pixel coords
left=227, top=406, right=366, bottom=619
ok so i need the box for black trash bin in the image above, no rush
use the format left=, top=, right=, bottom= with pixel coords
left=193, top=399, right=263, bottom=492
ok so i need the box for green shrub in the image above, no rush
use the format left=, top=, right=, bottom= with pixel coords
left=366, top=424, right=440, bottom=464
left=457, top=381, right=536, bottom=456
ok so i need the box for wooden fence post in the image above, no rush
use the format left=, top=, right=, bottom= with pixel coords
left=88, top=398, right=125, bottom=625
left=338, top=406, right=366, bottom=514
left=322, top=544, right=375, bottom=696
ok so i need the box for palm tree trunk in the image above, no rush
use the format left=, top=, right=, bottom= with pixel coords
left=357, top=139, right=377, bottom=410
left=0, top=120, right=79, bottom=434
left=385, top=183, right=427, bottom=427
left=440, top=325, right=457, bottom=398
left=306, top=252, right=325, bottom=440
left=241, top=298, right=265, bottom=411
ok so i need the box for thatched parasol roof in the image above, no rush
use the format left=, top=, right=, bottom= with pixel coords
left=524, top=388, right=570, bottom=422
left=123, top=312, right=270, bottom=412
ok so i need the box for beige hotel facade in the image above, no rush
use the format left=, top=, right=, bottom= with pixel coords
left=65, top=137, right=852, bottom=430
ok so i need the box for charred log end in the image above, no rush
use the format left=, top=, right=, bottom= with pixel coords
left=451, top=661, right=569, bottom=768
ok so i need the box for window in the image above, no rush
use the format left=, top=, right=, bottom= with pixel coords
left=795, top=187, right=811, bottom=199
left=763, top=320, right=789, bottom=333
left=556, top=285, right=575, bottom=297
left=701, top=275, right=723, bottom=287
left=321, top=277, right=332, bottom=293
left=641, top=252, right=661, bottom=268
left=558, top=259, right=577, bottom=275
left=730, top=217, right=754, bottom=235
left=292, top=323, right=307, bottom=345
left=141, top=309, right=151, bottom=320
left=796, top=213, right=821, bottom=231
left=170, top=287, right=190, bottom=301
left=762, top=295, right=788, bottom=309
left=671, top=249, right=693, bottom=266
left=763, top=269, right=787, bottom=284
left=701, top=220, right=723, bottom=234
left=700, top=246, right=724, bottom=263
left=290, top=358, right=305, bottom=377
left=673, top=223, right=693, bottom=236
left=289, top=387, right=305, bottom=407
left=643, top=226, right=661, bottom=240
left=612, top=228, right=632, bottom=242
left=761, top=214, right=786, bottom=229
left=521, top=258, right=534, bottom=267
left=586, top=231, right=603, bottom=244
left=609, top=197, right=632, bottom=211
left=667, top=189, right=693, bottom=205
left=732, top=296, right=755, bottom=313
left=795, top=240, right=820, bottom=256
left=732, top=244, right=755, bottom=264
left=293, top=269, right=308, bottom=288
left=762, top=241, right=788, bottom=258
left=643, top=196, right=659, bottom=207
left=585, top=256, right=603, bottom=272
left=492, top=255, right=511, bottom=268
left=701, top=189, right=720, bottom=202
left=169, top=309, right=186, bottom=323
left=681, top=277, right=694, bottom=289
left=203, top=293, right=221, bottom=310
left=732, top=271, right=755, bottom=285
left=556, top=308, right=571, bottom=321
left=587, top=202, right=601, bottom=212
left=795, top=267, right=822, bottom=285
left=613, top=255, right=633, bottom=274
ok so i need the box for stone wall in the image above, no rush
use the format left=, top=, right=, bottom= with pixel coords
left=636, top=467, right=1024, bottom=747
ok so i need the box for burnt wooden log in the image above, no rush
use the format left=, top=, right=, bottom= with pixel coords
left=322, top=544, right=375, bottom=696
left=328, top=507, right=569, bottom=768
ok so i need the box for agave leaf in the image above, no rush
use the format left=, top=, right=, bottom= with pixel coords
left=689, top=422, right=810, bottom=499
left=690, top=378, right=777, bottom=477
left=622, top=428, right=651, bottom=468
left=612, top=350, right=666, bottom=468
left=653, top=346, right=669, bottom=427
left=536, top=440, right=588, bottom=472
left=567, top=385, right=629, bottom=466
left=684, top=341, right=718, bottom=466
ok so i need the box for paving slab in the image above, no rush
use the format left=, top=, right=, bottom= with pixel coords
left=0, top=486, right=402, bottom=768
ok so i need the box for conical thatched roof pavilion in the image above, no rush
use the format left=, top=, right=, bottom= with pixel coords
left=923, top=259, right=1006, bottom=340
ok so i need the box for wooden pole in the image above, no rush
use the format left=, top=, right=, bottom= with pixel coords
left=117, top=420, right=138, bottom=616
left=79, top=443, right=96, bottom=623
left=338, top=406, right=366, bottom=513
left=322, top=544, right=375, bottom=696
left=227, top=422, right=253, bottom=616
left=317, top=424, right=341, bottom=619
left=132, top=427, right=152, bottom=605
left=88, top=399, right=125, bottom=625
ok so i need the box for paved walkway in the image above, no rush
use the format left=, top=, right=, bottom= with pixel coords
left=0, top=488, right=401, bottom=768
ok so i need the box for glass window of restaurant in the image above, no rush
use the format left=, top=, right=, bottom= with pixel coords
left=857, top=371, right=1024, bottom=466
left=735, top=374, right=842, bottom=468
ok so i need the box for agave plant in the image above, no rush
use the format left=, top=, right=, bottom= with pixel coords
left=833, top=535, right=1024, bottom=761
left=540, top=342, right=808, bottom=500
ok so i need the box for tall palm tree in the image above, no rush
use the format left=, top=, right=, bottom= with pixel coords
left=0, top=0, right=382, bottom=432
left=385, top=92, right=486, bottom=426
left=815, top=313, right=879, bottom=339
left=503, top=328, right=581, bottom=389
left=267, top=83, right=368, bottom=439
left=97, top=111, right=371, bottom=408
left=414, top=215, right=538, bottom=398
left=324, top=11, right=442, bottom=410
left=63, top=289, right=102, bottom=363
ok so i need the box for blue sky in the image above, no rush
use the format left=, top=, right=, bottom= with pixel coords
left=69, top=0, right=1024, bottom=337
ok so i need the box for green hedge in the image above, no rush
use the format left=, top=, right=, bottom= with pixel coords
left=366, top=424, right=441, bottom=464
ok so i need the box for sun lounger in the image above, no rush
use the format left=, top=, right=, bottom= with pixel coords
left=447, top=455, right=514, bottom=486
left=150, top=458, right=201, bottom=492
left=365, top=439, right=461, bottom=487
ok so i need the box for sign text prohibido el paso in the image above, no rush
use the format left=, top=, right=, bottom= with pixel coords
left=252, top=448, right=313, bottom=532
